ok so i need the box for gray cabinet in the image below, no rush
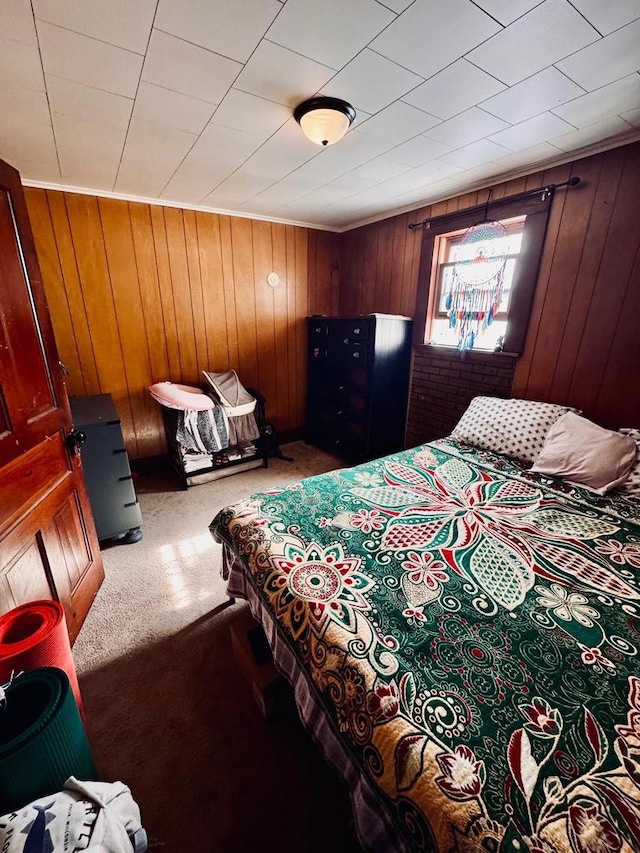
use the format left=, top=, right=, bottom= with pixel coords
left=70, top=394, right=142, bottom=544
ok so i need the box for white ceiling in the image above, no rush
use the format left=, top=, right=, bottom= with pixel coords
left=1, top=0, right=639, bottom=231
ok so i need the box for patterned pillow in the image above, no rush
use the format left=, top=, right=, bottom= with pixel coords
left=619, top=429, right=640, bottom=499
left=450, top=396, right=576, bottom=463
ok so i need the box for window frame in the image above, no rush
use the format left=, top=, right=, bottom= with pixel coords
left=413, top=192, right=553, bottom=356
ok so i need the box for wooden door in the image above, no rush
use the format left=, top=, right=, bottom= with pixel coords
left=0, top=158, right=104, bottom=643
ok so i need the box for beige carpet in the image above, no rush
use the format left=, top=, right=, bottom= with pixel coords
left=73, top=443, right=362, bottom=852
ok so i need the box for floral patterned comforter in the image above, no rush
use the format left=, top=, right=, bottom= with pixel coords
left=210, top=440, right=640, bottom=853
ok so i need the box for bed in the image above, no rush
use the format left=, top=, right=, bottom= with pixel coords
left=210, top=422, right=640, bottom=852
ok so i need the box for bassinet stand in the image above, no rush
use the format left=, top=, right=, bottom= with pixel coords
left=161, top=387, right=269, bottom=489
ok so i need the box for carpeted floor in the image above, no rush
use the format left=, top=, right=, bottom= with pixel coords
left=73, top=442, right=362, bottom=852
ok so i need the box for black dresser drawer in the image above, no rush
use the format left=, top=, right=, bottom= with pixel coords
left=306, top=315, right=413, bottom=461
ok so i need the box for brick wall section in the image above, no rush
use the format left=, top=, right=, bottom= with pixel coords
left=405, top=346, right=518, bottom=447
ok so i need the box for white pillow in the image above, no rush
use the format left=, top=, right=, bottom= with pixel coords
left=531, top=412, right=637, bottom=495
left=618, top=429, right=640, bottom=499
left=450, top=396, right=575, bottom=463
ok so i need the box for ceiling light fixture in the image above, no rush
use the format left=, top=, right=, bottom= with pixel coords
left=294, top=96, right=356, bottom=147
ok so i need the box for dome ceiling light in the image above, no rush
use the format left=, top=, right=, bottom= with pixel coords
left=294, top=96, right=356, bottom=147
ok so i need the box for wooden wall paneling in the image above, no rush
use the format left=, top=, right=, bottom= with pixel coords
left=44, top=191, right=101, bottom=395
left=308, top=228, right=318, bottom=315
left=375, top=218, right=395, bottom=314
left=338, top=229, right=359, bottom=316
left=294, top=228, right=308, bottom=428
left=183, top=209, right=209, bottom=375
left=361, top=226, right=379, bottom=315
left=128, top=202, right=170, bottom=455
left=549, top=149, right=625, bottom=404
left=518, top=157, right=601, bottom=404
left=566, top=147, right=640, bottom=422
left=149, top=205, right=181, bottom=383
left=404, top=218, right=425, bottom=319
left=128, top=203, right=171, bottom=385
left=595, top=244, right=640, bottom=429
left=25, top=191, right=84, bottom=394
left=63, top=193, right=137, bottom=455
left=311, top=231, right=339, bottom=316
left=252, top=220, right=279, bottom=423
left=389, top=215, right=406, bottom=317
left=98, top=197, right=161, bottom=458
left=230, top=217, right=259, bottom=391
left=272, top=223, right=290, bottom=431
left=195, top=211, right=230, bottom=370
left=218, top=215, right=240, bottom=372
left=285, top=225, right=298, bottom=427
left=511, top=163, right=572, bottom=395
left=163, top=208, right=198, bottom=382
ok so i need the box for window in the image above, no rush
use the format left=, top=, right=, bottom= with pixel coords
left=427, top=217, right=525, bottom=351
left=413, top=190, right=553, bottom=356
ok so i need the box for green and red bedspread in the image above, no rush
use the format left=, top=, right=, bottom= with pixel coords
left=210, top=439, right=640, bottom=853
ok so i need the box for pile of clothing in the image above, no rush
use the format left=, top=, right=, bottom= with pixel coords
left=149, top=371, right=260, bottom=473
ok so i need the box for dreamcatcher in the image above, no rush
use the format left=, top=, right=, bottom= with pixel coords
left=445, top=192, right=509, bottom=351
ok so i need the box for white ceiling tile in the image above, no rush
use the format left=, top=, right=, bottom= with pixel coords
left=0, top=36, right=45, bottom=91
left=267, top=0, right=394, bottom=69
left=115, top=170, right=177, bottom=199
left=124, top=117, right=197, bottom=161
left=320, top=49, right=423, bottom=115
left=441, top=138, right=510, bottom=168
left=480, top=67, right=585, bottom=124
left=427, top=107, right=509, bottom=147
left=1, top=0, right=38, bottom=43
left=552, top=75, right=640, bottom=129
left=357, top=101, right=441, bottom=144
left=387, top=159, right=464, bottom=194
left=386, top=135, right=453, bottom=166
left=169, top=150, right=237, bottom=190
left=134, top=82, right=215, bottom=134
left=370, top=0, right=500, bottom=79
left=277, top=158, right=344, bottom=192
left=402, top=59, right=505, bottom=121
left=621, top=107, right=640, bottom=128
left=0, top=87, right=50, bottom=129
left=0, top=124, right=60, bottom=182
left=47, top=75, right=133, bottom=130
left=469, top=0, right=544, bottom=26
left=154, top=0, right=281, bottom=63
left=556, top=19, right=640, bottom=91
left=312, top=129, right=394, bottom=172
left=200, top=190, right=256, bottom=211
left=492, top=140, right=563, bottom=170
left=38, top=21, right=143, bottom=97
left=375, top=0, right=414, bottom=11
left=489, top=111, right=576, bottom=150
left=550, top=115, right=634, bottom=152
left=158, top=180, right=210, bottom=204
left=241, top=119, right=319, bottom=180
left=234, top=40, right=336, bottom=107
left=196, top=122, right=266, bottom=160
left=142, top=30, right=242, bottom=104
left=568, top=0, right=640, bottom=36
left=249, top=185, right=305, bottom=211
left=53, top=112, right=126, bottom=188
left=466, top=0, right=600, bottom=86
left=34, top=0, right=156, bottom=54
left=210, top=89, right=290, bottom=138
left=353, top=155, right=412, bottom=181
left=116, top=121, right=199, bottom=196
left=212, top=171, right=275, bottom=203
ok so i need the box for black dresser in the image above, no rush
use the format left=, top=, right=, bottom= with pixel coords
left=70, top=394, right=142, bottom=544
left=306, top=314, right=413, bottom=460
